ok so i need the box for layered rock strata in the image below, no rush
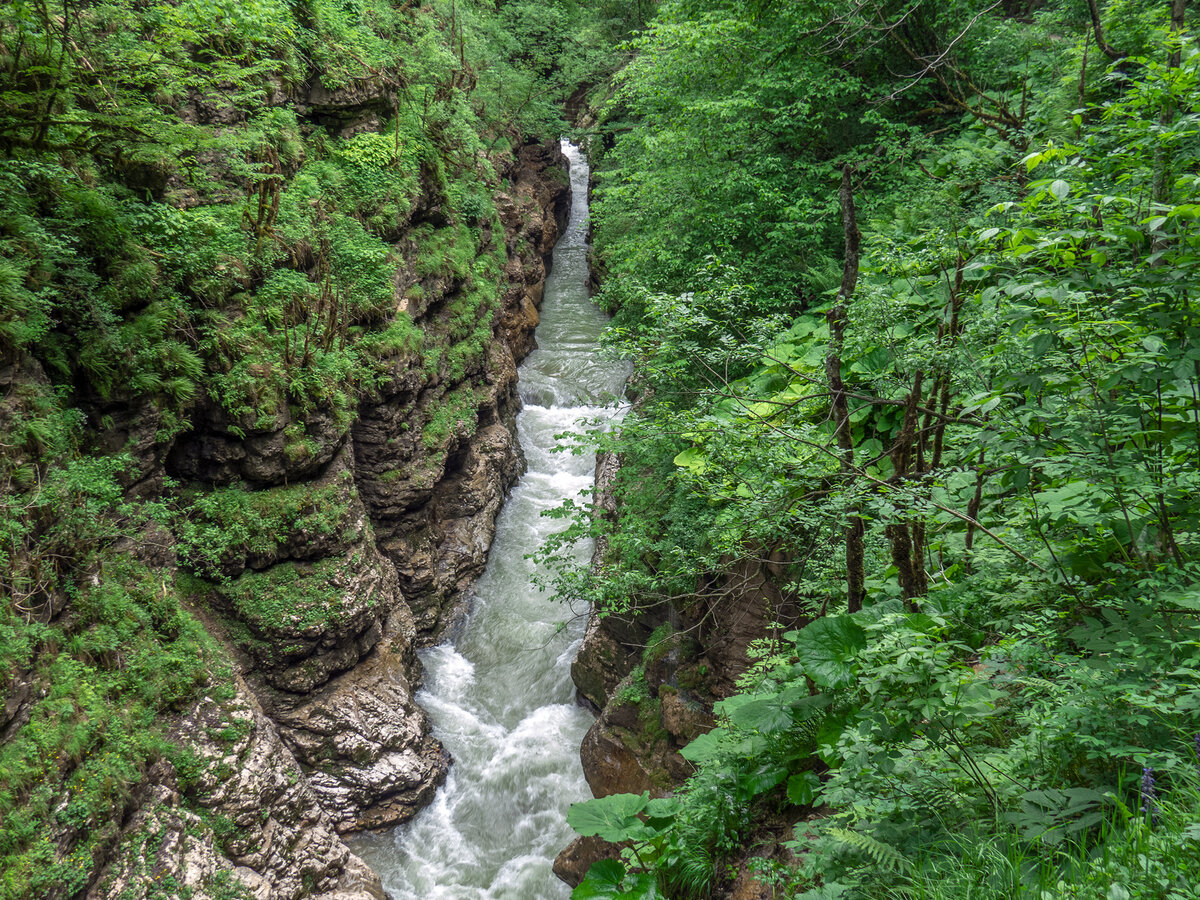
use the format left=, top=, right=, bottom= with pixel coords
left=91, top=134, right=566, bottom=898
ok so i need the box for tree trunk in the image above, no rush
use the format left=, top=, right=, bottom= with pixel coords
left=826, top=166, right=866, bottom=613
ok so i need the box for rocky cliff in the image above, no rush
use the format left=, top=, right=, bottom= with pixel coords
left=162, top=133, right=569, bottom=894
left=0, top=57, right=570, bottom=900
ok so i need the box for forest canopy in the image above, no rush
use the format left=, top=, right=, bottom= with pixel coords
left=557, top=0, right=1200, bottom=897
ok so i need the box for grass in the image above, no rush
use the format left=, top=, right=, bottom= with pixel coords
left=0, top=560, right=228, bottom=900
left=422, top=383, right=485, bottom=449
left=213, top=551, right=371, bottom=636
left=175, top=473, right=353, bottom=577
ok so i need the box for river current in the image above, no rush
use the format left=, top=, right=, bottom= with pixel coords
left=350, top=141, right=627, bottom=898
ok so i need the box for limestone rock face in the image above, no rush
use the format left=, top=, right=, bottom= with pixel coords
left=74, top=136, right=571, bottom=897
left=92, top=684, right=386, bottom=900
left=153, top=136, right=569, bottom=855
left=496, top=141, right=572, bottom=360
left=3, top=123, right=571, bottom=899
left=168, top=402, right=348, bottom=489
left=353, top=379, right=526, bottom=637
left=260, top=622, right=450, bottom=834
left=350, top=138, right=569, bottom=642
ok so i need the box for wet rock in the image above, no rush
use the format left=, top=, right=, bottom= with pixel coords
left=553, top=835, right=619, bottom=889
left=568, top=609, right=638, bottom=715
left=93, top=684, right=386, bottom=900
left=660, top=687, right=715, bottom=745
left=262, top=628, right=449, bottom=834
left=579, top=715, right=664, bottom=799
left=167, top=401, right=347, bottom=488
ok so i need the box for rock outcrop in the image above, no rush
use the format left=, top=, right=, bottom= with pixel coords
left=351, top=139, right=569, bottom=638
left=155, top=131, right=569, bottom=847
left=92, top=136, right=568, bottom=900
left=91, top=681, right=388, bottom=900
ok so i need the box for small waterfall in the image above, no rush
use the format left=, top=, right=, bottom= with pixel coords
left=350, top=141, right=628, bottom=899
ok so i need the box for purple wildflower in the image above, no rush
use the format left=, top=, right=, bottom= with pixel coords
left=1194, top=733, right=1200, bottom=768
left=1140, top=766, right=1159, bottom=826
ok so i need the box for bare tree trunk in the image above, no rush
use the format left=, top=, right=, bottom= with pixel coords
left=1152, top=0, right=1187, bottom=245
left=1085, top=0, right=1124, bottom=61
left=886, top=371, right=928, bottom=609
left=826, top=166, right=866, bottom=613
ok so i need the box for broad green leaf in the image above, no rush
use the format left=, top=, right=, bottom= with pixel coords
left=643, top=797, right=680, bottom=827
left=567, top=793, right=649, bottom=843
left=794, top=616, right=866, bottom=689
left=787, top=772, right=822, bottom=806
left=679, top=728, right=726, bottom=765
left=729, top=695, right=795, bottom=733
left=572, top=860, right=628, bottom=899
left=623, top=873, right=666, bottom=899
left=743, top=764, right=788, bottom=797
left=672, top=446, right=707, bottom=473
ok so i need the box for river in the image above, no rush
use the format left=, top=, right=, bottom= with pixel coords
left=349, top=141, right=627, bottom=899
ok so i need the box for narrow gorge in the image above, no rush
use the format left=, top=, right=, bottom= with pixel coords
left=351, top=140, right=628, bottom=900
left=6, top=2, right=1200, bottom=899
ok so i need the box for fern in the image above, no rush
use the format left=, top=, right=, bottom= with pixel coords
left=828, top=827, right=912, bottom=875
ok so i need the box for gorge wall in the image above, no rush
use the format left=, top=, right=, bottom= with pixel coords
left=0, top=16, right=571, bottom=896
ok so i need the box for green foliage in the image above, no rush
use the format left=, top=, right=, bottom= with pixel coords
left=568, top=791, right=655, bottom=843
left=0, top=556, right=226, bottom=899
left=789, top=617, right=866, bottom=691
left=560, top=4, right=1200, bottom=898
left=214, top=552, right=372, bottom=634
left=574, top=859, right=665, bottom=900
left=175, top=474, right=353, bottom=577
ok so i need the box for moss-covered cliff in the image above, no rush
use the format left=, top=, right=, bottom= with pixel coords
left=0, top=2, right=574, bottom=896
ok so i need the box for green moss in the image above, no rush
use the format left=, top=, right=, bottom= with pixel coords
left=636, top=697, right=669, bottom=749
left=422, top=384, right=484, bottom=449
left=614, top=665, right=651, bottom=707
left=0, top=560, right=228, bottom=897
left=216, top=552, right=369, bottom=634
left=175, top=474, right=354, bottom=577
left=642, top=623, right=676, bottom=665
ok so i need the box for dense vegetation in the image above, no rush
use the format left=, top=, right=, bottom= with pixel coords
left=558, top=1, right=1200, bottom=897
left=5, top=0, right=1200, bottom=898
left=0, top=1, right=647, bottom=895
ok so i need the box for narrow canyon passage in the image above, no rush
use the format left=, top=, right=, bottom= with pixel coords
left=350, top=142, right=627, bottom=899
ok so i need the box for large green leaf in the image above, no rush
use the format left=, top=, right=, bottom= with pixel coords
left=572, top=861, right=664, bottom=900
left=792, top=616, right=866, bottom=689
left=728, top=694, right=795, bottom=734
left=727, top=687, right=831, bottom=734
left=679, top=727, right=726, bottom=765
left=572, top=860, right=627, bottom=899
left=672, top=446, right=707, bottom=473
left=787, top=771, right=822, bottom=806
left=567, top=792, right=649, bottom=843
left=743, top=765, right=788, bottom=797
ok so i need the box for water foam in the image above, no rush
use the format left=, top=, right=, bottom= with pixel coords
left=349, top=140, right=630, bottom=900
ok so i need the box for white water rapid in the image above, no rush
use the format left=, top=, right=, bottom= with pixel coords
left=349, top=141, right=628, bottom=899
